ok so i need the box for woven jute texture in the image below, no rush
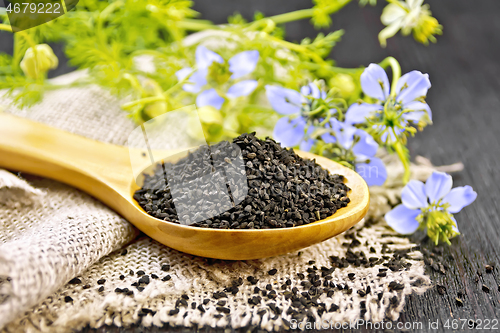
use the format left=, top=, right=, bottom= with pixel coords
left=0, top=76, right=455, bottom=332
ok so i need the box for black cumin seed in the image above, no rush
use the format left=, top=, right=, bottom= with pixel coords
left=217, top=300, right=226, bottom=306
left=97, top=279, right=106, bottom=285
left=455, top=298, right=464, bottom=307
left=203, top=298, right=210, bottom=305
left=139, top=276, right=150, bottom=285
left=181, top=294, right=189, bottom=300
left=348, top=273, right=355, bottom=280
left=98, top=286, right=104, bottom=292
left=197, top=304, right=206, bottom=312
left=482, top=284, right=490, bottom=293
left=217, top=306, right=230, bottom=314
left=162, top=275, right=171, bottom=281
left=437, top=285, right=446, bottom=295
left=169, top=309, right=179, bottom=315
left=68, top=278, right=81, bottom=285
left=191, top=302, right=196, bottom=309
left=137, top=287, right=145, bottom=292
left=120, top=249, right=127, bottom=256
left=161, top=264, right=170, bottom=272
left=151, top=274, right=159, bottom=279
left=64, top=296, right=73, bottom=303
left=129, top=270, right=134, bottom=275
left=329, top=304, right=339, bottom=312
left=82, top=284, right=91, bottom=290
left=119, top=275, right=125, bottom=280
left=268, top=269, right=277, bottom=276
left=485, top=265, right=493, bottom=273
left=377, top=272, right=387, bottom=277
left=137, top=270, right=145, bottom=276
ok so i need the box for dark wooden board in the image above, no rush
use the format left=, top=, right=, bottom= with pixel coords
left=2, top=0, right=499, bottom=331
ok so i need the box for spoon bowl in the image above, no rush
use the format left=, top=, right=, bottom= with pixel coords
left=0, top=114, right=369, bottom=260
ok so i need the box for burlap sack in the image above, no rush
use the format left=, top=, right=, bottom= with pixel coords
left=0, top=72, right=459, bottom=332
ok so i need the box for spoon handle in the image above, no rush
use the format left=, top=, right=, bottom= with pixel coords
left=0, top=113, right=134, bottom=203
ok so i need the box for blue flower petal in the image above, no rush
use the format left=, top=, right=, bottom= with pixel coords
left=227, top=80, right=258, bottom=98
left=442, top=185, right=477, bottom=214
left=355, top=155, right=387, bottom=186
left=352, top=129, right=378, bottom=157
left=300, top=83, right=321, bottom=99
left=176, top=67, right=192, bottom=81
left=385, top=204, right=421, bottom=234
left=196, top=89, right=224, bottom=110
left=195, top=45, right=223, bottom=70
left=401, top=180, right=427, bottom=209
left=321, top=132, right=336, bottom=144
left=425, top=171, right=453, bottom=203
left=361, top=64, right=390, bottom=101
left=182, top=69, right=207, bottom=93
left=334, top=121, right=358, bottom=150
left=229, top=50, right=259, bottom=79
left=345, top=103, right=383, bottom=125
left=396, top=70, right=431, bottom=104
left=265, top=85, right=302, bottom=115
left=402, top=101, right=432, bottom=122
left=273, top=116, right=306, bottom=147
left=299, top=126, right=315, bottom=151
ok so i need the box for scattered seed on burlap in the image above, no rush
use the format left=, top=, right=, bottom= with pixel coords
left=135, top=133, right=350, bottom=229
left=64, top=296, right=73, bottom=303
left=436, top=285, right=446, bottom=295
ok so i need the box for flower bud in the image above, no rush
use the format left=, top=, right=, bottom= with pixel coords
left=329, top=74, right=355, bottom=99
left=141, top=79, right=167, bottom=120
left=20, top=44, right=58, bottom=79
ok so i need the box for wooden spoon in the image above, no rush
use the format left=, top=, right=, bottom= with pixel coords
left=0, top=113, right=369, bottom=260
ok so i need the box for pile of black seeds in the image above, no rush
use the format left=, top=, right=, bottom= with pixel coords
left=134, top=133, right=350, bottom=229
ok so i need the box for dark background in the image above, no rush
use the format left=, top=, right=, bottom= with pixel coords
left=1, top=0, right=499, bottom=331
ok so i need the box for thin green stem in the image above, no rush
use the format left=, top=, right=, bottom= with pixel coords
left=266, top=0, right=352, bottom=25
left=176, top=20, right=216, bottom=31
left=0, top=24, right=12, bottom=32
left=304, top=62, right=363, bottom=74
left=393, top=138, right=411, bottom=183
left=378, top=56, right=401, bottom=98
left=122, top=96, right=165, bottom=110
left=302, top=105, right=326, bottom=116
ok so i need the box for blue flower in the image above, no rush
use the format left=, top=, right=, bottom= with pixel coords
left=265, top=82, right=334, bottom=150
left=385, top=171, right=477, bottom=244
left=345, top=63, right=432, bottom=143
left=320, top=119, right=387, bottom=186
left=176, top=46, right=259, bottom=110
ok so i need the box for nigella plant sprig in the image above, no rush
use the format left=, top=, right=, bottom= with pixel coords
left=345, top=57, right=433, bottom=183
left=265, top=81, right=348, bottom=149
left=176, top=45, right=260, bottom=110
left=265, top=81, right=387, bottom=186
left=385, top=171, right=477, bottom=245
